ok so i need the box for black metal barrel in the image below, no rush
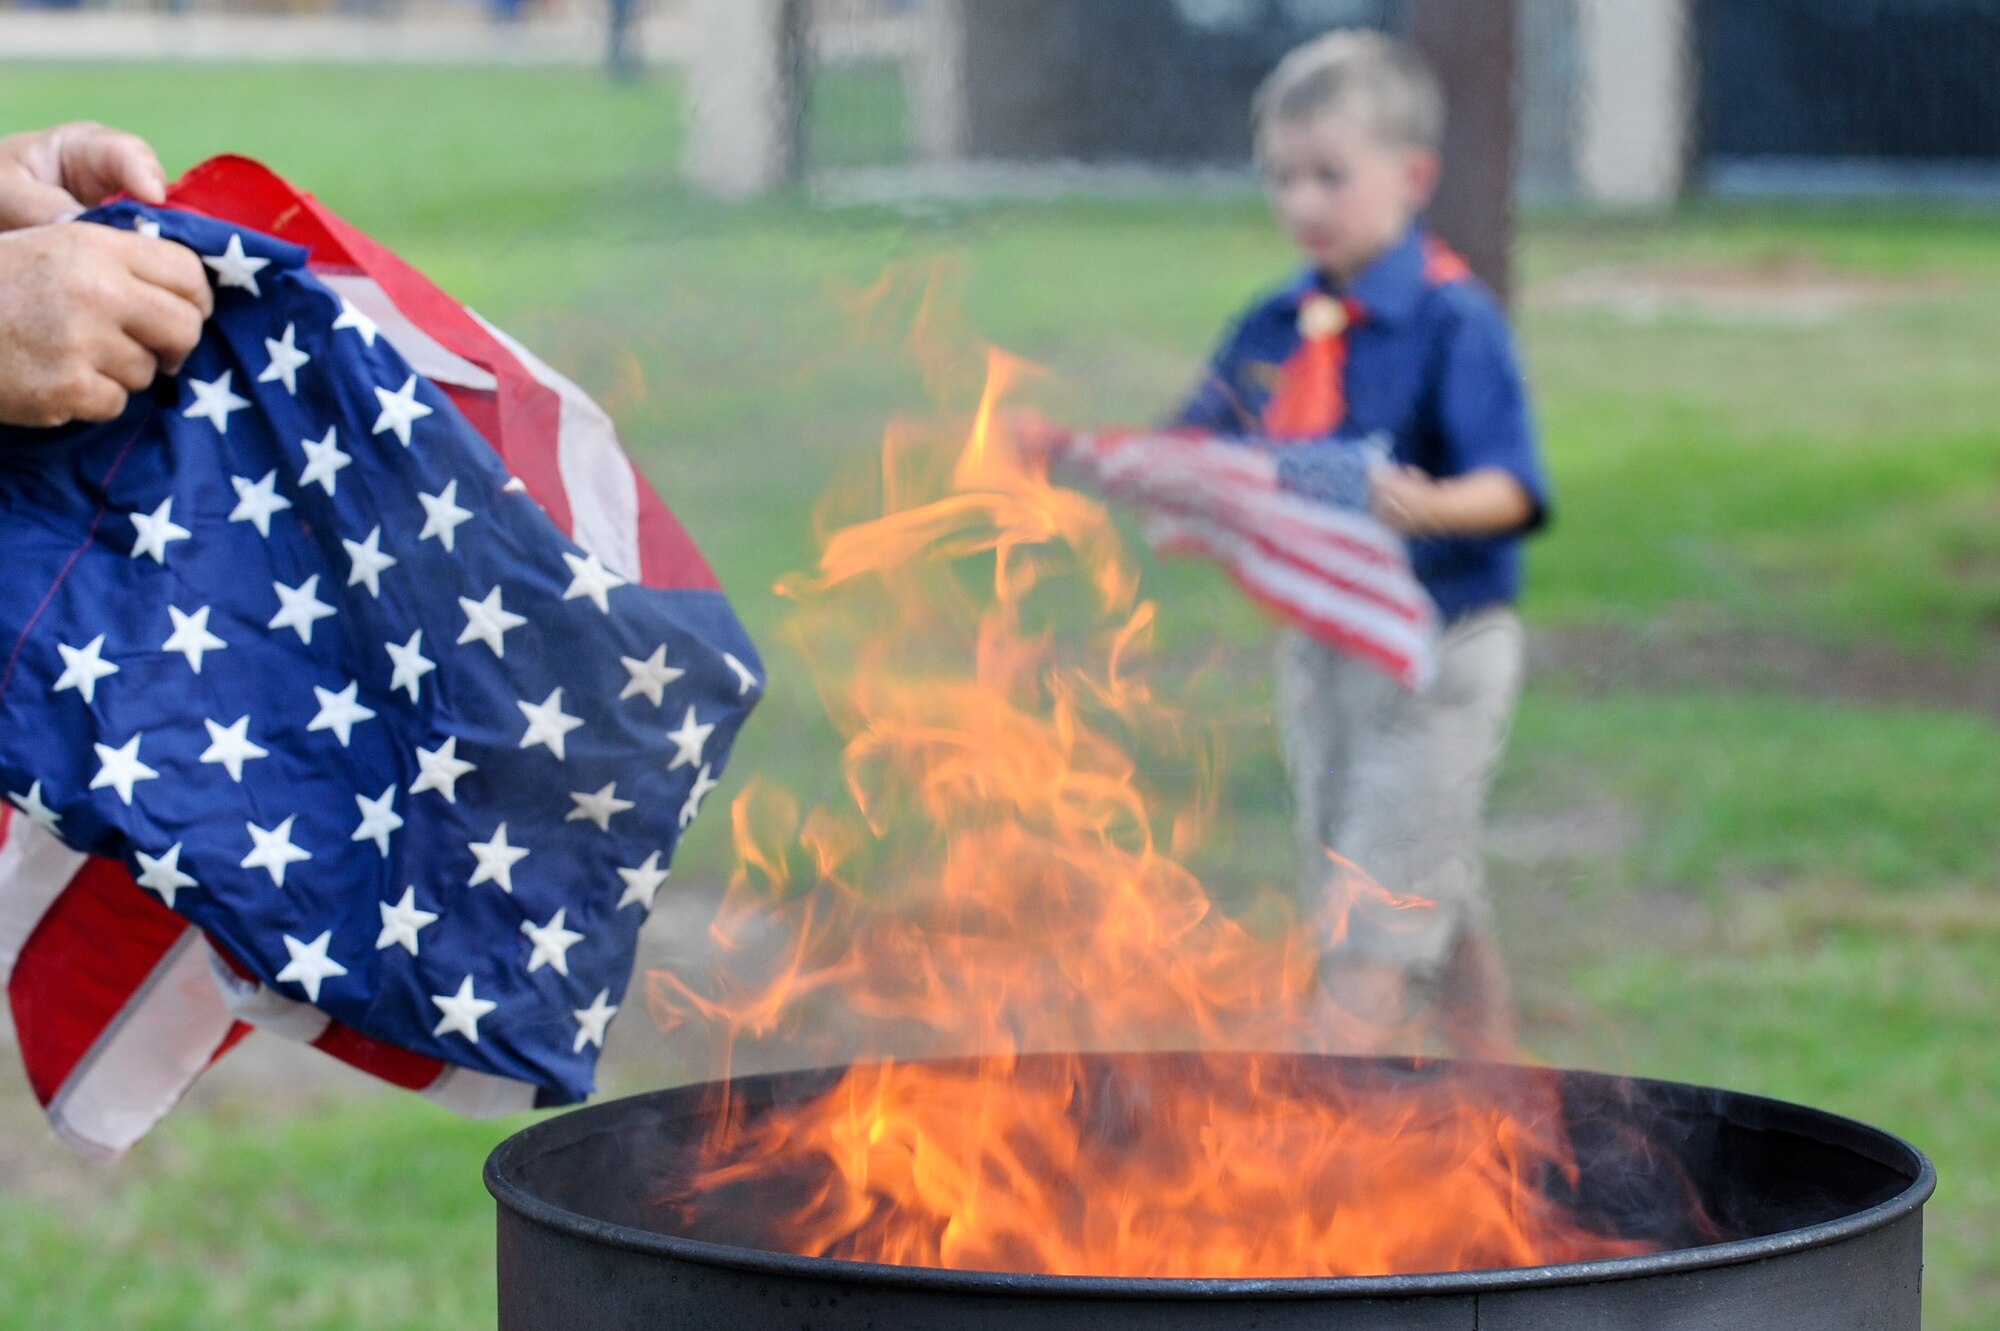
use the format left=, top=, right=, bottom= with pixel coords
left=487, top=1053, right=1933, bottom=1331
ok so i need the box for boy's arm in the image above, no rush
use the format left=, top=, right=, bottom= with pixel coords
left=1171, top=308, right=1265, bottom=435
left=1373, top=464, right=1534, bottom=537
left=1173, top=369, right=1248, bottom=435
left=1387, top=293, right=1549, bottom=539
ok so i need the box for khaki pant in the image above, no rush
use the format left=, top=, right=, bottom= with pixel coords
left=1275, top=607, right=1525, bottom=978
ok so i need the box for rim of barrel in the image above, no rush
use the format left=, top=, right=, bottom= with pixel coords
left=484, top=1055, right=1936, bottom=1302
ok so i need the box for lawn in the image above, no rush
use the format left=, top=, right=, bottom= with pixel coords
left=2, top=63, right=1997, bottom=1329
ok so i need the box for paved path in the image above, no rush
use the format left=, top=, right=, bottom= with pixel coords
left=0, top=9, right=689, bottom=64
left=0, top=9, right=918, bottom=65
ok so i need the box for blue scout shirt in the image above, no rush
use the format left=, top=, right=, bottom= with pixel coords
left=1174, top=225, right=1549, bottom=625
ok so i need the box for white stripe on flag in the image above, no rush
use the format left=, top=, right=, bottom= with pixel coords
left=0, top=818, right=89, bottom=985
left=1145, top=512, right=1436, bottom=686
left=422, top=1064, right=537, bottom=1118
left=470, top=311, right=643, bottom=582
left=1214, top=496, right=1432, bottom=614
left=320, top=274, right=500, bottom=393
left=207, top=950, right=334, bottom=1045
left=44, top=930, right=238, bottom=1159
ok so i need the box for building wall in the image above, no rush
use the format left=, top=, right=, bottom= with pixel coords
left=1699, top=0, right=2000, bottom=162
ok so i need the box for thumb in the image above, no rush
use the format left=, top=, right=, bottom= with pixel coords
left=54, top=125, right=168, bottom=208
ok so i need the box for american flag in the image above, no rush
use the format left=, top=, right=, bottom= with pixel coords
left=1045, top=429, right=1436, bottom=688
left=0, top=157, right=760, bottom=1157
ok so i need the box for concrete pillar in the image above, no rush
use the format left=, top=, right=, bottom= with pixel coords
left=685, top=0, right=812, bottom=200
left=1576, top=0, right=1693, bottom=207
left=903, top=0, right=967, bottom=164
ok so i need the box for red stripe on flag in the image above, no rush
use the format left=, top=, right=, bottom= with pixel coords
left=7, top=859, right=188, bottom=1104
left=311, top=1020, right=447, bottom=1091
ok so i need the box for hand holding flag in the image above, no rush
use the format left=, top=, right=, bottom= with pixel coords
left=1016, top=421, right=1436, bottom=689
left=0, top=158, right=761, bottom=1157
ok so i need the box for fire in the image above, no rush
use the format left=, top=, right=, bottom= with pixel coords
left=645, top=339, right=1654, bottom=1278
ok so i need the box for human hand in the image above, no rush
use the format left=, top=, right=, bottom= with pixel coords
left=0, top=222, right=213, bottom=428
left=0, top=123, right=168, bottom=233
left=1003, top=408, right=1073, bottom=461
left=1370, top=462, right=1446, bottom=536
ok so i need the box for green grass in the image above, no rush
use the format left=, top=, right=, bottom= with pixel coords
left=0, top=1097, right=522, bottom=1330
left=2, top=63, right=1998, bottom=1330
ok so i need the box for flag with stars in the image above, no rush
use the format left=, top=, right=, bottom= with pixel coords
left=0, top=157, right=762, bottom=1157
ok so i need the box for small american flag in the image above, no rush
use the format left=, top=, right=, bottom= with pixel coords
left=0, top=158, right=760, bottom=1157
left=1045, top=429, right=1436, bottom=688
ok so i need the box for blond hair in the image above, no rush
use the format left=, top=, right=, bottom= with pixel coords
left=1254, top=29, right=1446, bottom=152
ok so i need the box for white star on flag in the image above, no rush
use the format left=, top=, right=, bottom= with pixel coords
left=521, top=909, right=585, bottom=977
left=458, top=586, right=527, bottom=658
left=665, top=706, right=714, bottom=771
left=376, top=887, right=438, bottom=956
left=372, top=374, right=434, bottom=447
left=242, top=814, right=312, bottom=887
left=723, top=652, right=761, bottom=696
left=431, top=975, right=497, bottom=1043
left=203, top=233, right=271, bottom=297
left=331, top=296, right=379, bottom=346
left=276, top=930, right=348, bottom=1003
left=467, top=823, right=529, bottom=893
left=561, top=551, right=628, bottom=614
left=269, top=574, right=336, bottom=644
left=228, top=469, right=294, bottom=537
left=566, top=782, right=634, bottom=833
left=615, top=850, right=669, bottom=911
left=7, top=780, right=60, bottom=831
left=259, top=322, right=311, bottom=395
left=619, top=646, right=684, bottom=707
left=681, top=764, right=720, bottom=829
left=517, top=688, right=584, bottom=761
left=351, top=785, right=404, bottom=857
left=417, top=479, right=475, bottom=552
left=134, top=843, right=197, bottom=909
left=410, top=736, right=476, bottom=803
left=572, top=989, right=618, bottom=1052
left=299, top=427, right=351, bottom=495
left=129, top=497, right=191, bottom=565
left=90, top=734, right=158, bottom=806
left=385, top=630, right=436, bottom=702
left=184, top=370, right=252, bottom=435
left=163, top=604, right=228, bottom=673
left=200, top=715, right=268, bottom=782
left=308, top=681, right=376, bottom=748
left=342, top=526, right=398, bottom=599
left=53, top=634, right=119, bottom=704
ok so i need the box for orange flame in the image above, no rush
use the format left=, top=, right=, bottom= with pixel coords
left=646, top=343, right=1653, bottom=1278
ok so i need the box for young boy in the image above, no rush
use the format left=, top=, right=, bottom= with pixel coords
left=1177, top=32, right=1548, bottom=1054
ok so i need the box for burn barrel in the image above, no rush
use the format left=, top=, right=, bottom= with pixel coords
left=486, top=1053, right=1933, bottom=1330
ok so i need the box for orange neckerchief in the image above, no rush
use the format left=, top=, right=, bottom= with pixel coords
left=1261, top=292, right=1365, bottom=441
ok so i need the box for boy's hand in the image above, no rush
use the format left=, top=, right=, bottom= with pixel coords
left=1371, top=463, right=1447, bottom=535
left=0, top=123, right=168, bottom=233
left=1003, top=408, right=1073, bottom=461
left=0, top=223, right=213, bottom=428
left=1371, top=464, right=1537, bottom=538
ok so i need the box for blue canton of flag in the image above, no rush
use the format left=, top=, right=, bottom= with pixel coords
left=0, top=202, right=760, bottom=1109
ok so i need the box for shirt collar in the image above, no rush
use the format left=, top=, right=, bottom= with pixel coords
left=1282, top=224, right=1430, bottom=329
